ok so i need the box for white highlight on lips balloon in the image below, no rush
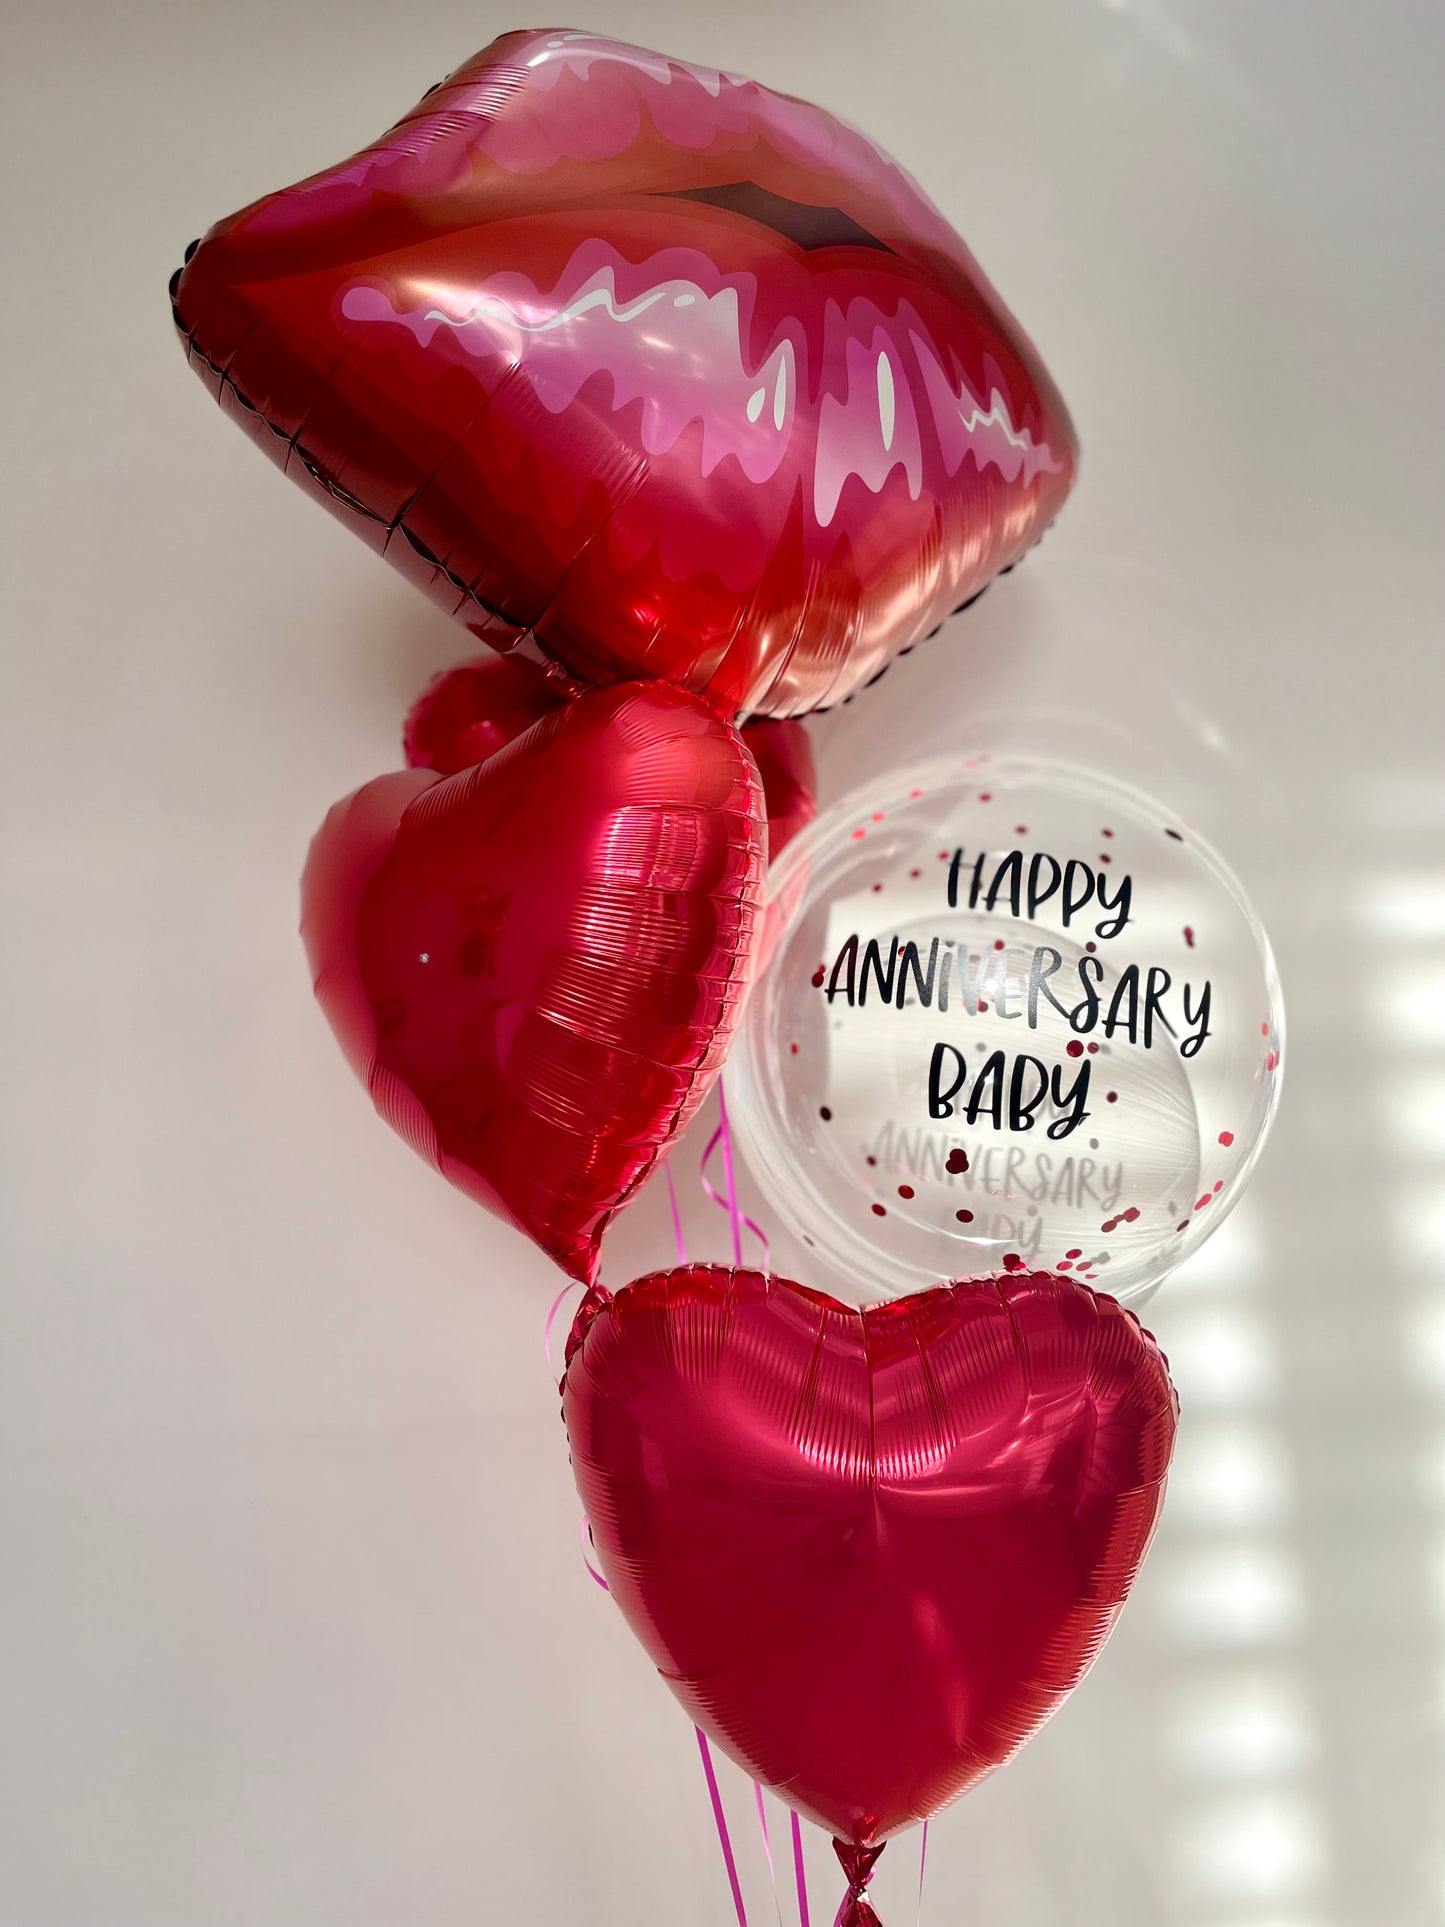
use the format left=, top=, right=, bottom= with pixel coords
left=877, top=350, right=896, bottom=451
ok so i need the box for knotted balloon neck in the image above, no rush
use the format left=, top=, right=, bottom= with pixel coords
left=832, top=1839, right=886, bottom=1927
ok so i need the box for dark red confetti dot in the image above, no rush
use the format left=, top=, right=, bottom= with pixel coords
left=819, top=1106, right=832, bottom=1121
left=1058, top=1260, right=1074, bottom=1270
left=1219, top=1130, right=1234, bottom=1146
left=1086, top=941, right=1097, bottom=953
left=955, top=1208, right=974, bottom=1223
left=871, top=882, right=883, bottom=893
left=790, top=1042, right=799, bottom=1055
left=1087, top=1042, right=1099, bottom=1054
left=1101, top=1218, right=1119, bottom=1233
left=1183, top=925, right=1195, bottom=948
left=1106, top=1091, right=1118, bottom=1103
left=866, top=1155, right=877, bottom=1167
left=946, top=1148, right=969, bottom=1174
left=1067, top=1040, right=1084, bottom=1058
left=1066, top=1248, right=1082, bottom=1259
left=909, top=868, right=921, bottom=878
left=939, top=850, right=950, bottom=860
left=1122, top=1206, right=1140, bottom=1222
left=872, top=1203, right=887, bottom=1217
left=1165, top=828, right=1183, bottom=841
left=1002, top=1252, right=1024, bottom=1270
left=979, top=792, right=992, bottom=802
left=994, top=938, right=1005, bottom=951
left=1015, top=824, right=1028, bottom=834
left=811, top=965, right=825, bottom=988
left=898, top=1184, right=915, bottom=1199
left=978, top=999, right=989, bottom=1013
left=1176, top=1220, right=1189, bottom=1233
left=1099, top=852, right=1111, bottom=864
left=1101, top=828, right=1114, bottom=838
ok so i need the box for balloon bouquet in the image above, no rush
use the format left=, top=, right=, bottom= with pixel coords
left=170, top=30, right=1283, bottom=1923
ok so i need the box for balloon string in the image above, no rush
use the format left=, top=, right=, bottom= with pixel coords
left=917, top=1820, right=928, bottom=1925
left=702, top=1097, right=770, bottom=1266
left=543, top=1280, right=582, bottom=1378
left=697, top=1728, right=749, bottom=1927
left=665, top=1162, right=689, bottom=1267
left=578, top=1514, right=609, bottom=1591
left=792, top=1810, right=811, bottom=1927
left=754, top=1782, right=783, bottom=1926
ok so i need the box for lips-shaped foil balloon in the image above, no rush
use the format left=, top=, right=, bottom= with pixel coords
left=171, top=29, right=1077, bottom=717
left=564, top=1266, right=1177, bottom=1880
left=403, top=651, right=816, bottom=859
left=301, top=683, right=765, bottom=1281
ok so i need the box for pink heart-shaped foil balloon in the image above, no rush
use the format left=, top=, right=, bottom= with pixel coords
left=564, top=1265, right=1177, bottom=1847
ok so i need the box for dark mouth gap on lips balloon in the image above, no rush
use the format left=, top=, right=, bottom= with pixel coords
left=662, top=181, right=899, bottom=255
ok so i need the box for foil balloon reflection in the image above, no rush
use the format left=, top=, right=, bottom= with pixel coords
left=728, top=754, right=1284, bottom=1303
left=170, top=28, right=1077, bottom=716
left=403, top=651, right=817, bottom=858
left=301, top=682, right=765, bottom=1281
left=564, top=1265, right=1178, bottom=1859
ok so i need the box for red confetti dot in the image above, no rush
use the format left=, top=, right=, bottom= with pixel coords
left=1183, top=925, right=1195, bottom=948
left=909, top=868, right=921, bottom=879
left=1195, top=1194, right=1212, bottom=1211
left=939, top=850, right=950, bottom=860
left=871, top=811, right=885, bottom=822
left=979, top=792, right=993, bottom=802
left=1122, top=1206, right=1141, bottom=1222
left=898, top=1184, right=915, bottom=1200
left=1266, top=1050, right=1280, bottom=1071
left=993, top=938, right=1005, bottom=951
left=909, top=789, right=923, bottom=799
left=851, top=827, right=866, bottom=840
left=946, top=1148, right=969, bottom=1174
left=1106, top=1091, right=1118, bottom=1103
left=872, top=1203, right=887, bottom=1217
left=1101, top=1218, right=1119, bottom=1233
left=1058, top=1260, right=1074, bottom=1270
left=1066, top=1040, right=1084, bottom=1058
left=1087, top=1042, right=1099, bottom=1054
left=1213, top=1180, right=1223, bottom=1194
left=871, top=882, right=883, bottom=892
left=1015, top=824, right=1028, bottom=834
left=1099, top=852, right=1111, bottom=864
left=1101, top=828, right=1114, bottom=838
left=1066, top=1248, right=1082, bottom=1260
left=1218, top=1130, right=1234, bottom=1146
left=1002, top=1252, right=1024, bottom=1270
left=819, top=1106, right=832, bottom=1121
left=790, top=1043, right=799, bottom=1055
left=1261, top=1022, right=1270, bottom=1036
left=955, top=1208, right=974, bottom=1223
left=812, top=965, right=826, bottom=988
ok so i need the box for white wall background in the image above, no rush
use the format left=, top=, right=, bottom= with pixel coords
left=3, top=3, right=1443, bottom=1923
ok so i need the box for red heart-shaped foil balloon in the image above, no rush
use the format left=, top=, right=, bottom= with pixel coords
left=404, top=652, right=816, bottom=860
left=564, top=1265, right=1177, bottom=1845
left=301, top=685, right=765, bottom=1281
left=171, top=29, right=1076, bottom=717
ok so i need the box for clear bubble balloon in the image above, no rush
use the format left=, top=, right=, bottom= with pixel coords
left=728, top=752, right=1284, bottom=1305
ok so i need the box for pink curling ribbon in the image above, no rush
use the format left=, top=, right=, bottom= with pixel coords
left=698, top=1728, right=750, bottom=1927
